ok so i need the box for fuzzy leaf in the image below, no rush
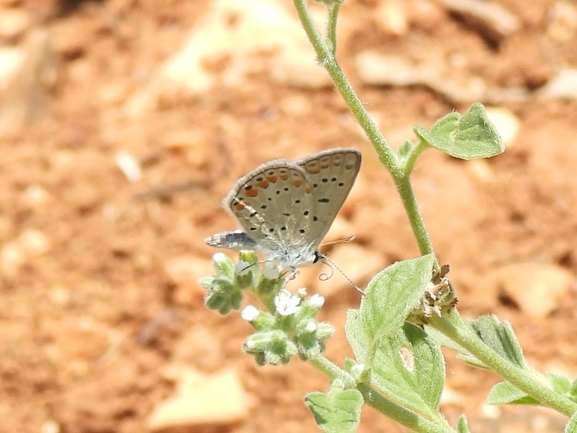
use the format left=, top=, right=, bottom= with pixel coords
left=368, top=323, right=445, bottom=418
left=487, top=382, right=540, bottom=405
left=361, top=255, right=434, bottom=344
left=305, top=389, right=363, bottom=433
left=413, top=103, right=504, bottom=160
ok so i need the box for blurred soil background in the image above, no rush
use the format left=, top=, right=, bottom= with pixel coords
left=1, top=0, right=577, bottom=432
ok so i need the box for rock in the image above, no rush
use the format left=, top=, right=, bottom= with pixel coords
left=374, top=0, right=408, bottom=36
left=466, top=159, right=495, bottom=184
left=440, top=386, right=465, bottom=407
left=538, top=69, right=577, bottom=99
left=147, top=367, right=252, bottom=431
left=270, top=45, right=330, bottom=88
left=0, top=8, right=29, bottom=39
left=547, top=1, right=577, bottom=42
left=0, top=28, right=56, bottom=136
left=0, top=46, right=23, bottom=89
left=114, top=151, right=142, bottom=182
left=0, top=228, right=51, bottom=278
left=18, top=228, right=51, bottom=257
left=494, top=263, right=574, bottom=318
left=484, top=106, right=520, bottom=148
left=356, top=51, right=422, bottom=86
left=128, top=0, right=327, bottom=114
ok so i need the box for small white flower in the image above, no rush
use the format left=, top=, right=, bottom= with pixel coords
left=241, top=305, right=259, bottom=321
left=310, top=294, right=325, bottom=309
left=305, top=321, right=317, bottom=333
left=235, top=261, right=251, bottom=276
left=274, top=289, right=302, bottom=316
left=244, top=340, right=256, bottom=350
left=263, top=262, right=281, bottom=280
left=296, top=287, right=307, bottom=298
left=213, top=252, right=227, bottom=264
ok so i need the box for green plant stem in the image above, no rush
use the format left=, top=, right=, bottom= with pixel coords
left=404, top=139, right=429, bottom=176
left=326, top=4, right=340, bottom=54
left=309, top=355, right=455, bottom=433
left=358, top=384, right=454, bottom=433
left=292, top=0, right=438, bottom=266
left=395, top=176, right=438, bottom=267
left=431, top=311, right=577, bottom=417
left=292, top=0, right=397, bottom=176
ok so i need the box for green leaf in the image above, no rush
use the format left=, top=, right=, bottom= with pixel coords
left=566, top=410, right=577, bottom=433
left=397, top=140, right=413, bottom=159
left=457, top=415, right=470, bottom=433
left=369, top=323, right=445, bottom=418
left=413, top=102, right=504, bottom=160
left=361, top=255, right=435, bottom=344
left=570, top=375, right=577, bottom=400
left=305, top=388, right=363, bottom=433
left=471, top=315, right=527, bottom=369
left=549, top=373, right=572, bottom=394
left=345, top=309, right=371, bottom=364
left=487, top=382, right=540, bottom=405
left=424, top=325, right=483, bottom=368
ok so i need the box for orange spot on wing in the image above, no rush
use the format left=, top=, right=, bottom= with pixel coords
left=304, top=187, right=312, bottom=194
left=293, top=179, right=303, bottom=187
left=257, top=180, right=269, bottom=188
left=267, top=175, right=278, bottom=183
left=235, top=202, right=247, bottom=211
left=246, top=189, right=258, bottom=197
left=280, top=174, right=289, bottom=180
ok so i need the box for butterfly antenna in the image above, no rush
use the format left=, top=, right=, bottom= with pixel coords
left=319, top=254, right=365, bottom=296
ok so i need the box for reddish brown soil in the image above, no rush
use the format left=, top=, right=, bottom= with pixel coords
left=1, top=1, right=577, bottom=432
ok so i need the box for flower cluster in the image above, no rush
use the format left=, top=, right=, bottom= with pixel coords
left=200, top=253, right=334, bottom=365
left=242, top=289, right=334, bottom=365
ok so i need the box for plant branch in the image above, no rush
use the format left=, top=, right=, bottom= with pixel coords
left=292, top=0, right=438, bottom=266
left=326, top=4, right=340, bottom=54
left=431, top=312, right=577, bottom=417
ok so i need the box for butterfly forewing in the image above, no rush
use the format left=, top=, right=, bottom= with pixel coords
left=224, top=160, right=316, bottom=253
left=296, top=148, right=361, bottom=244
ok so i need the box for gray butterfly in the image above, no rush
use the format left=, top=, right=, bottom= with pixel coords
left=205, top=148, right=361, bottom=270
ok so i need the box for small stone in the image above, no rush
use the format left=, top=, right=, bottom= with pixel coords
left=0, top=46, right=23, bottom=89
left=22, top=184, right=51, bottom=209
left=538, top=69, right=577, bottom=99
left=19, top=228, right=51, bottom=257
left=40, top=420, right=60, bottom=433
left=0, top=229, right=51, bottom=277
left=0, top=243, right=25, bottom=278
left=374, top=0, right=408, bottom=35
left=494, top=263, right=573, bottom=318
left=147, top=367, right=252, bottom=431
left=440, top=386, right=465, bottom=407
left=355, top=51, right=422, bottom=86
left=547, top=1, right=577, bottom=42
left=114, top=151, right=142, bottom=182
left=484, top=106, right=520, bottom=148
left=270, top=45, right=330, bottom=88
left=128, top=0, right=323, bottom=113
left=466, top=159, right=495, bottom=184
left=0, top=8, right=29, bottom=39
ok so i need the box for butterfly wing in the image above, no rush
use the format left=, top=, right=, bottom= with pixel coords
left=222, top=159, right=317, bottom=254
left=296, top=148, right=361, bottom=246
